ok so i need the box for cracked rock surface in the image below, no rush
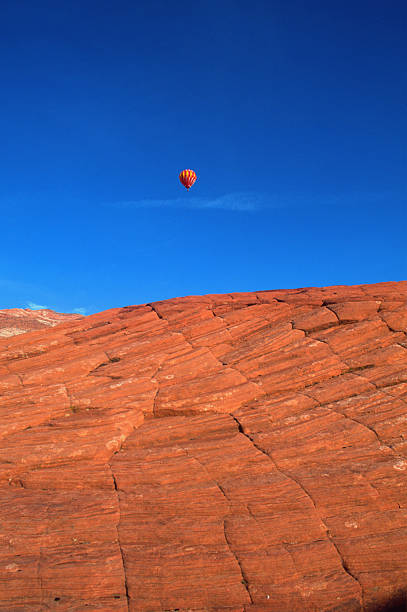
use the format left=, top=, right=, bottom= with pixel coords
left=0, top=282, right=407, bottom=611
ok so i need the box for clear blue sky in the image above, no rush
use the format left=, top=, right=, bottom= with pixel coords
left=1, top=0, right=406, bottom=314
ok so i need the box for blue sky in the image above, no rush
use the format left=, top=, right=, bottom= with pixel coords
left=1, top=0, right=406, bottom=314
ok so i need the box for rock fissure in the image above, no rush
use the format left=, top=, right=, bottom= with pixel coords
left=37, top=548, right=44, bottom=608
left=15, top=372, right=24, bottom=386
left=185, top=450, right=231, bottom=505
left=147, top=303, right=164, bottom=320
left=323, top=304, right=341, bottom=322
left=150, top=305, right=265, bottom=417
left=348, top=369, right=404, bottom=394
left=152, top=387, right=160, bottom=418
left=109, top=465, right=130, bottom=610
left=280, top=543, right=308, bottom=594
left=222, top=519, right=254, bottom=605
left=231, top=414, right=365, bottom=609
left=63, top=383, right=76, bottom=411
left=381, top=387, right=407, bottom=408
left=184, top=443, right=255, bottom=605
left=300, top=390, right=403, bottom=460
left=377, top=311, right=402, bottom=335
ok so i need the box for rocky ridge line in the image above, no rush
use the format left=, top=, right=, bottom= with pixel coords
left=0, top=282, right=406, bottom=610
left=0, top=308, right=83, bottom=338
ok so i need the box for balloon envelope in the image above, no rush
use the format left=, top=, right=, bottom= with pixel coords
left=179, top=169, right=197, bottom=190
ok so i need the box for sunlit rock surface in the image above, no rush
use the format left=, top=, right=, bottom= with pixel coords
left=0, top=282, right=407, bottom=611
left=0, top=308, right=83, bottom=337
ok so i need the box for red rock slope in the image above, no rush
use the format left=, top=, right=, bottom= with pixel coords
left=0, top=308, right=83, bottom=337
left=0, top=282, right=407, bottom=611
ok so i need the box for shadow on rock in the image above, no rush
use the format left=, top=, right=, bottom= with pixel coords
left=372, top=592, right=407, bottom=612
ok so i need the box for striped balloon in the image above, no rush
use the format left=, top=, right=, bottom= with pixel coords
left=179, top=169, right=197, bottom=190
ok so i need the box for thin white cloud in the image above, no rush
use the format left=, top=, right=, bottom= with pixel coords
left=26, top=301, right=48, bottom=310
left=109, top=192, right=267, bottom=212
left=107, top=190, right=395, bottom=213
left=73, top=307, right=88, bottom=315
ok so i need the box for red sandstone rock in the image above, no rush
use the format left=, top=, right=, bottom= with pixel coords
left=381, top=308, right=407, bottom=332
left=0, top=281, right=406, bottom=611
left=326, top=300, right=380, bottom=323
left=292, top=306, right=338, bottom=332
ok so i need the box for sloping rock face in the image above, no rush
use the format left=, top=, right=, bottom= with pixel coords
left=0, top=308, right=83, bottom=338
left=0, top=282, right=407, bottom=611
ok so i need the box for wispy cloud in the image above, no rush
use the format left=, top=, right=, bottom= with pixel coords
left=73, top=307, right=88, bottom=315
left=106, top=189, right=395, bottom=213
left=108, top=192, right=268, bottom=212
left=26, top=301, right=48, bottom=310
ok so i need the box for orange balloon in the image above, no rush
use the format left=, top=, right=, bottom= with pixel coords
left=179, top=169, right=197, bottom=190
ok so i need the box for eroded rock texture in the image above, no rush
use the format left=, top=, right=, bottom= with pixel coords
left=0, top=308, right=83, bottom=338
left=0, top=282, right=407, bottom=611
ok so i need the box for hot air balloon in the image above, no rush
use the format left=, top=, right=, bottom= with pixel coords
left=179, top=169, right=197, bottom=190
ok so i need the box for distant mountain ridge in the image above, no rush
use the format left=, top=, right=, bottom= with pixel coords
left=0, top=307, right=83, bottom=337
